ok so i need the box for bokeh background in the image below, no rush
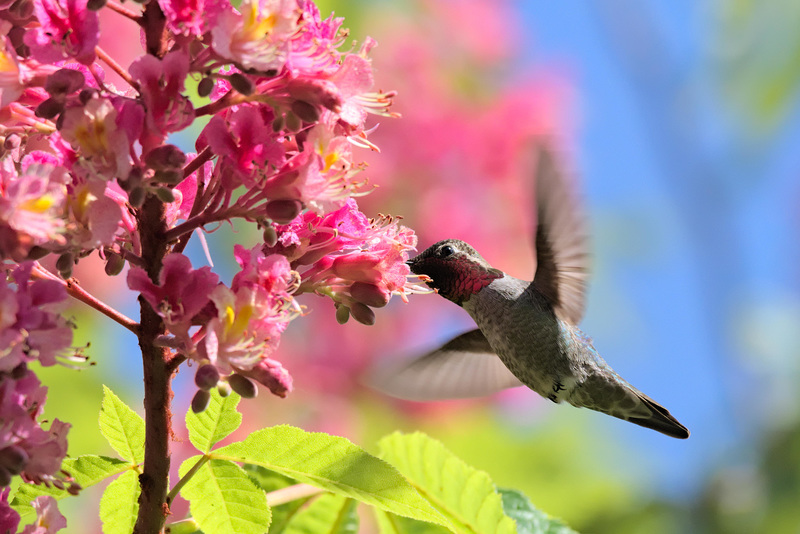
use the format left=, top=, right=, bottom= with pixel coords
left=36, top=0, right=800, bottom=532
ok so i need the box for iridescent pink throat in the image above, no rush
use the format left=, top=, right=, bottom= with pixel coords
left=426, top=258, right=504, bottom=305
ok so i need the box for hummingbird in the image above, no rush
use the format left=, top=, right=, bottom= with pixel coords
left=372, top=145, right=689, bottom=439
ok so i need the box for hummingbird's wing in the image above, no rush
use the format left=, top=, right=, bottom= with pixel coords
left=367, top=329, right=524, bottom=401
left=531, top=144, right=590, bottom=324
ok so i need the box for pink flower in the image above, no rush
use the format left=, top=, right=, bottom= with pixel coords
left=158, top=0, right=225, bottom=36
left=24, top=0, right=99, bottom=65
left=0, top=370, right=71, bottom=489
left=0, top=37, right=27, bottom=107
left=127, top=253, right=220, bottom=339
left=0, top=157, right=67, bottom=260
left=0, top=487, right=20, bottom=533
left=211, top=0, right=300, bottom=73
left=22, top=496, right=67, bottom=533
left=238, top=357, right=292, bottom=397
left=128, top=51, right=194, bottom=141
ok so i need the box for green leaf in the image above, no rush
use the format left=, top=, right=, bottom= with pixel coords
left=498, top=489, right=577, bottom=534
left=179, top=457, right=271, bottom=534
left=213, top=425, right=447, bottom=528
left=378, top=432, right=516, bottom=534
left=99, top=385, right=145, bottom=464
left=11, top=455, right=130, bottom=518
left=186, top=389, right=242, bottom=453
left=374, top=509, right=451, bottom=534
left=100, top=470, right=141, bottom=534
left=281, top=494, right=358, bottom=534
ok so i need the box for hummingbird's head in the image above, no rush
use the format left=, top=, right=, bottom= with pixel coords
left=407, top=239, right=504, bottom=305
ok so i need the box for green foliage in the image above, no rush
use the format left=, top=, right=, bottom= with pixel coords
left=281, top=494, right=359, bottom=534
left=186, top=389, right=243, bottom=453
left=376, top=432, right=516, bottom=534
left=498, top=489, right=576, bottom=534
left=179, top=457, right=271, bottom=534
left=214, top=426, right=448, bottom=527
left=99, top=469, right=141, bottom=534
left=99, top=385, right=145, bottom=464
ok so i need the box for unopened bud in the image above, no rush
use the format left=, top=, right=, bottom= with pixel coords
left=191, top=389, right=211, bottom=413
left=0, top=467, right=10, bottom=487
left=284, top=111, right=302, bottom=133
left=0, top=446, right=28, bottom=475
left=265, top=199, right=302, bottom=224
left=228, top=374, right=257, bottom=399
left=104, top=251, right=125, bottom=276
left=271, top=115, right=284, bottom=133
left=228, top=73, right=254, bottom=96
left=25, top=246, right=49, bottom=261
left=145, top=144, right=187, bottom=171
left=86, top=0, right=106, bottom=10
left=290, top=100, right=320, bottom=123
left=350, top=282, right=390, bottom=308
left=45, top=69, right=85, bottom=97
left=10, top=363, right=27, bottom=380
left=197, top=77, right=214, bottom=98
left=154, top=170, right=183, bottom=185
left=349, top=302, right=375, bottom=326
left=194, top=364, right=220, bottom=391
left=217, top=381, right=232, bottom=397
left=35, top=98, right=63, bottom=120
left=128, top=186, right=146, bottom=208
left=155, top=187, right=176, bottom=203
left=3, top=134, right=20, bottom=150
left=262, top=224, right=278, bottom=247
left=56, top=253, right=73, bottom=278
left=79, top=88, right=98, bottom=104
left=335, top=304, right=350, bottom=325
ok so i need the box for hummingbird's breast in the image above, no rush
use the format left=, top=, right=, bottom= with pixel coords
left=462, top=276, right=582, bottom=400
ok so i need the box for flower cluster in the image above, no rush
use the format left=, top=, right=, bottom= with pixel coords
left=0, top=0, right=417, bottom=517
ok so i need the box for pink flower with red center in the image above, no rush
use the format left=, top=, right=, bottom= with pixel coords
left=128, top=51, right=194, bottom=141
left=158, top=0, right=225, bottom=36
left=24, top=0, right=99, bottom=65
left=200, top=105, right=285, bottom=188
left=211, top=0, right=300, bottom=73
left=127, top=253, right=220, bottom=341
left=0, top=157, right=67, bottom=261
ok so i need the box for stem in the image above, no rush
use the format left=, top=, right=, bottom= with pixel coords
left=266, top=484, right=323, bottom=506
left=29, top=264, right=139, bottom=334
left=165, top=455, right=209, bottom=505
left=133, top=194, right=174, bottom=534
left=95, top=46, right=136, bottom=89
left=105, top=0, right=141, bottom=21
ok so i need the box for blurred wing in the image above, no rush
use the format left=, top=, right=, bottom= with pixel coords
left=367, top=329, right=523, bottom=401
left=531, top=143, right=590, bottom=324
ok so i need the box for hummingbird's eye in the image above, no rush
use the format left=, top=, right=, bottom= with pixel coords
left=439, top=245, right=454, bottom=257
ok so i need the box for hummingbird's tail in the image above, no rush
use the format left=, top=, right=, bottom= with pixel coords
left=623, top=392, right=690, bottom=439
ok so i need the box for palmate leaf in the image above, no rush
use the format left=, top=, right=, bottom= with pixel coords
left=186, top=389, right=242, bottom=453
left=213, top=425, right=448, bottom=528
left=99, top=469, right=141, bottom=534
left=11, top=455, right=130, bottom=518
left=280, top=493, right=358, bottom=534
left=99, top=385, right=145, bottom=464
left=498, top=489, right=577, bottom=534
left=179, top=457, right=270, bottom=534
left=377, top=432, right=516, bottom=534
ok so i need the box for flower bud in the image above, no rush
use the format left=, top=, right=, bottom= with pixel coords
left=155, top=187, right=176, bottom=203
left=145, top=144, right=187, bottom=171
left=194, top=364, right=220, bottom=391
left=79, top=88, right=98, bottom=104
left=349, top=302, right=375, bottom=326
left=86, top=0, right=106, bottom=9
left=197, top=77, right=214, bottom=98
left=350, top=282, right=390, bottom=308
left=290, top=100, right=319, bottom=123
left=104, top=251, right=125, bottom=276
left=262, top=224, right=278, bottom=247
left=228, top=374, right=257, bottom=399
left=45, top=69, right=85, bottom=97
left=0, top=446, right=28, bottom=475
left=3, top=134, right=20, bottom=150
left=10, top=363, right=27, bottom=379
left=271, top=114, right=285, bottom=133
left=35, top=98, right=63, bottom=120
left=228, top=73, right=254, bottom=96
left=56, top=252, right=73, bottom=279
left=266, top=199, right=302, bottom=224
left=128, top=186, right=146, bottom=208
left=25, top=246, right=50, bottom=261
left=335, top=304, right=350, bottom=324
left=0, top=467, right=10, bottom=487
left=217, top=381, right=232, bottom=397
left=284, top=111, right=302, bottom=133
left=154, top=170, right=183, bottom=185
left=191, top=389, right=211, bottom=413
